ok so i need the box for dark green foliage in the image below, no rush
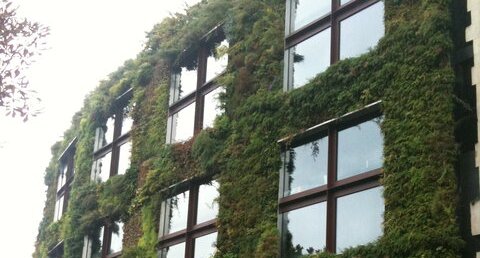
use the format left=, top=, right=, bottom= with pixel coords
left=35, top=0, right=466, bottom=258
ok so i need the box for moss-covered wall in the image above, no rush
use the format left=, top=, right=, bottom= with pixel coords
left=34, top=0, right=468, bottom=257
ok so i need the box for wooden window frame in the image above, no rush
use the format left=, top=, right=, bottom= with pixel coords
left=283, top=0, right=382, bottom=91
left=278, top=101, right=383, bottom=254
left=93, top=88, right=133, bottom=180
left=167, top=26, right=227, bottom=143
left=157, top=177, right=218, bottom=258
left=99, top=221, right=123, bottom=258
left=90, top=89, right=132, bottom=258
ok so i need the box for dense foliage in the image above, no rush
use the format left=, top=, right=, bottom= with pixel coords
left=34, top=0, right=465, bottom=257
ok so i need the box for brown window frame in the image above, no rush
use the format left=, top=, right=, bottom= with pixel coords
left=93, top=88, right=133, bottom=180
left=283, top=0, right=382, bottom=91
left=90, top=89, right=132, bottom=258
left=99, top=221, right=124, bottom=258
left=278, top=101, right=383, bottom=254
left=157, top=177, right=218, bottom=258
left=54, top=137, right=77, bottom=222
left=166, top=26, right=227, bottom=143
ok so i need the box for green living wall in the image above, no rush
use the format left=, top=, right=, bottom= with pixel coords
left=34, top=0, right=465, bottom=257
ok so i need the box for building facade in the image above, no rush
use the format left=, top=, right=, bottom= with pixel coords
left=34, top=0, right=480, bottom=257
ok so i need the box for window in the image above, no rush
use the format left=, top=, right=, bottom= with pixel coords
left=166, top=28, right=228, bottom=143
left=284, top=0, right=384, bottom=90
left=158, top=180, right=219, bottom=258
left=82, top=223, right=123, bottom=258
left=92, top=89, right=133, bottom=182
left=54, top=138, right=76, bottom=222
left=278, top=102, right=384, bottom=255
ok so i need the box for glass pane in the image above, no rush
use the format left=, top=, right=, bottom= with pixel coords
left=171, top=102, right=195, bottom=143
left=121, top=106, right=133, bottom=135
left=336, top=187, right=384, bottom=253
left=96, top=152, right=112, bottom=182
left=203, top=87, right=224, bottom=129
left=340, top=0, right=353, bottom=5
left=117, top=141, right=131, bottom=175
left=339, top=2, right=384, bottom=59
left=109, top=222, right=123, bottom=254
left=282, top=203, right=326, bottom=256
left=57, top=167, right=66, bottom=190
left=103, top=117, right=115, bottom=146
left=291, top=0, right=331, bottom=32
left=337, top=117, right=383, bottom=180
left=194, top=232, right=217, bottom=258
left=160, top=242, right=185, bottom=258
left=54, top=195, right=64, bottom=222
left=93, top=227, right=104, bottom=258
left=284, top=137, right=328, bottom=196
left=197, top=181, right=219, bottom=224
left=289, top=28, right=331, bottom=89
left=179, top=67, right=197, bottom=99
left=163, top=191, right=189, bottom=235
left=206, top=40, right=229, bottom=82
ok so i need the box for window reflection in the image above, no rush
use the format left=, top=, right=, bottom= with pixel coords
left=118, top=141, right=131, bottom=175
left=170, top=102, right=195, bottom=143
left=160, top=242, right=185, bottom=258
left=337, top=117, right=383, bottom=180
left=109, top=222, right=124, bottom=254
left=206, top=40, right=229, bottom=82
left=172, top=67, right=197, bottom=102
left=96, top=152, right=112, bottom=182
left=203, top=88, right=224, bottom=129
left=121, top=106, right=133, bottom=135
left=197, top=181, right=219, bottom=224
left=339, top=2, right=384, bottom=59
left=288, top=28, right=331, bottom=89
left=194, top=232, right=217, bottom=258
left=162, top=191, right=190, bottom=235
left=57, top=167, right=66, bottom=191
left=282, top=203, right=326, bottom=256
left=284, top=137, right=328, bottom=196
left=102, top=117, right=115, bottom=147
left=93, top=227, right=104, bottom=258
left=291, top=0, right=331, bottom=32
left=53, top=196, right=64, bottom=222
left=336, top=187, right=384, bottom=252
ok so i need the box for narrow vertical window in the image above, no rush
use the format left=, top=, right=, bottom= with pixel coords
left=54, top=138, right=76, bottom=222
left=92, top=89, right=133, bottom=182
left=167, top=28, right=228, bottom=143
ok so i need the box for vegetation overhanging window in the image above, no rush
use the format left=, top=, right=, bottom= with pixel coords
left=158, top=179, right=219, bottom=258
left=278, top=102, right=384, bottom=256
left=284, top=0, right=385, bottom=90
left=166, top=27, right=228, bottom=143
left=53, top=138, right=77, bottom=222
left=92, top=88, right=133, bottom=182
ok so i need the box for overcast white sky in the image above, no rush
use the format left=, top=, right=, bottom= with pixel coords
left=0, top=0, right=199, bottom=256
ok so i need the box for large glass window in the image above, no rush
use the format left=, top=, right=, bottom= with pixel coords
left=284, top=0, right=384, bottom=90
left=167, top=29, right=228, bottom=143
left=92, top=89, right=133, bottom=182
left=53, top=138, right=76, bottom=222
left=279, top=104, right=384, bottom=255
left=159, top=180, right=219, bottom=258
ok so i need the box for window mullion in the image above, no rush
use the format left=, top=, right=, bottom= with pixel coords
left=186, top=186, right=199, bottom=258
left=195, top=47, right=208, bottom=134
left=326, top=128, right=337, bottom=252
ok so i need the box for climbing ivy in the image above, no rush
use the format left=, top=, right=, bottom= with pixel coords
left=34, top=0, right=466, bottom=258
